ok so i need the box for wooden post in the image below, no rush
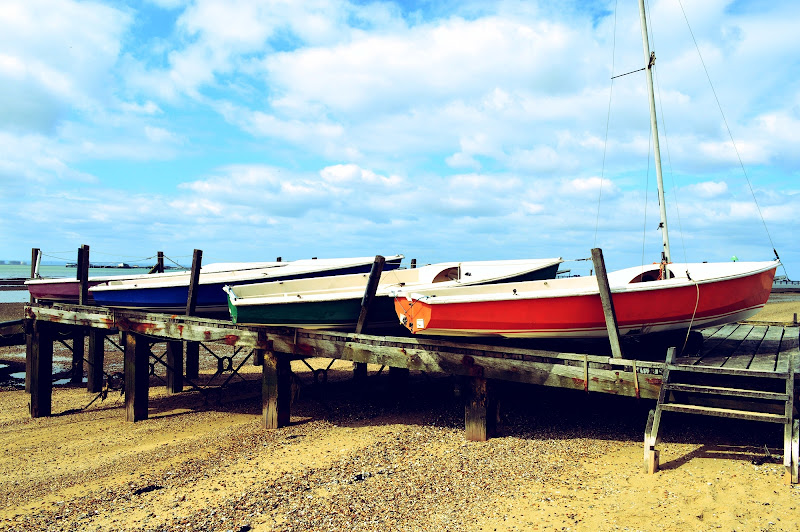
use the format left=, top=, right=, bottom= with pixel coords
left=185, top=249, right=202, bottom=380
left=77, top=245, right=90, bottom=306
left=87, top=329, right=105, bottom=393
left=591, top=248, right=624, bottom=359
left=124, top=332, right=150, bottom=422
left=29, top=248, right=40, bottom=304
left=410, top=258, right=416, bottom=269
left=157, top=251, right=164, bottom=273
left=71, top=328, right=84, bottom=385
left=166, top=340, right=183, bottom=393
left=28, top=320, right=54, bottom=418
left=262, top=351, right=291, bottom=429
left=465, top=375, right=497, bottom=441
left=353, top=255, right=385, bottom=382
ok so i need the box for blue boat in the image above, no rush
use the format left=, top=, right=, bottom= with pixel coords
left=89, top=255, right=404, bottom=316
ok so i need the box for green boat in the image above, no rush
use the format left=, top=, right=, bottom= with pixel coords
left=224, top=258, right=563, bottom=330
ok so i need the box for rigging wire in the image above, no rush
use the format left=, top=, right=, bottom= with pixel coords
left=676, top=0, right=786, bottom=275
left=594, top=0, right=619, bottom=249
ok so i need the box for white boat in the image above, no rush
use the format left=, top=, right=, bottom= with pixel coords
left=225, top=257, right=563, bottom=328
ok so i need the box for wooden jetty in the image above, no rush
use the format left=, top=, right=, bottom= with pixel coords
left=17, top=246, right=800, bottom=484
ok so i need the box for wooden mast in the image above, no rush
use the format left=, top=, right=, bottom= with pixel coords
left=637, top=0, right=671, bottom=265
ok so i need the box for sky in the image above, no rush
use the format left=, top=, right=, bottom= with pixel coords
left=0, top=0, right=797, bottom=278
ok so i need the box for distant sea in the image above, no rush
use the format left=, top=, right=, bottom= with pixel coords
left=0, top=264, right=156, bottom=303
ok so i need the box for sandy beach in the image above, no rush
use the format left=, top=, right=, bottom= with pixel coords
left=0, top=297, right=798, bottom=531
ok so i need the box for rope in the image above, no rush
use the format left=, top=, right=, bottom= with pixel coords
left=680, top=276, right=701, bottom=355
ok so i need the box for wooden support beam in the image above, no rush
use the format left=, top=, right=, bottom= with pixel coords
left=71, top=328, right=84, bottom=385
left=185, top=249, right=202, bottom=381
left=465, top=375, right=497, bottom=441
left=591, top=248, right=623, bottom=359
left=166, top=340, right=183, bottom=394
left=262, top=351, right=291, bottom=429
left=29, top=248, right=40, bottom=305
left=87, top=329, right=105, bottom=393
left=28, top=320, right=54, bottom=418
left=77, top=245, right=90, bottom=306
left=185, top=249, right=202, bottom=316
left=124, top=332, right=150, bottom=422
left=353, top=255, right=385, bottom=382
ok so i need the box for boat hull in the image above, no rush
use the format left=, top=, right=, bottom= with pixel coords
left=91, top=258, right=403, bottom=316
left=395, top=263, right=777, bottom=338
left=229, top=296, right=398, bottom=329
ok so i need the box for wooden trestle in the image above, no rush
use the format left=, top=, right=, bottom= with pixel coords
left=22, top=302, right=799, bottom=483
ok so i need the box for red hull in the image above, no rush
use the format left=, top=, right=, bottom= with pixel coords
left=395, top=265, right=776, bottom=338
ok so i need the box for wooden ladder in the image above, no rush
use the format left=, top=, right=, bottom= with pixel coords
left=644, top=347, right=799, bottom=484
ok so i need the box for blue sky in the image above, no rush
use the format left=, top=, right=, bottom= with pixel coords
left=1, top=0, right=797, bottom=278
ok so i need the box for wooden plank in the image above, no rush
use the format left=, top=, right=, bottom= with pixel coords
left=664, top=382, right=789, bottom=401
left=124, top=332, right=150, bottom=422
left=659, top=403, right=788, bottom=423
left=749, top=326, right=785, bottom=372
left=28, top=305, right=270, bottom=347
left=262, top=351, right=291, bottom=429
left=28, top=320, right=53, bottom=418
left=696, top=324, right=753, bottom=367
left=283, top=333, right=662, bottom=399
left=776, top=328, right=799, bottom=373
left=87, top=329, right=105, bottom=393
left=724, top=325, right=768, bottom=369
left=166, top=340, right=183, bottom=393
left=591, top=248, right=623, bottom=359
left=690, top=324, right=740, bottom=363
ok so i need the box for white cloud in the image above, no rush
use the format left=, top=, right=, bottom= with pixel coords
left=685, top=181, right=728, bottom=198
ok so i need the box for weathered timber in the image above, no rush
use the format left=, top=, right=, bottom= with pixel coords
left=30, top=248, right=40, bottom=305
left=591, top=248, right=623, bottom=359
left=77, top=245, right=90, bottom=306
left=465, top=376, right=498, bottom=441
left=124, top=332, right=150, bottom=422
left=166, top=340, right=183, bottom=393
left=749, top=326, right=785, bottom=372
left=27, top=305, right=270, bottom=348
left=87, top=329, right=105, bottom=393
left=724, top=325, right=768, bottom=369
left=185, top=249, right=202, bottom=380
left=263, top=350, right=290, bottom=429
left=353, top=255, right=385, bottom=382
left=28, top=320, right=54, bottom=418
left=776, top=328, right=799, bottom=374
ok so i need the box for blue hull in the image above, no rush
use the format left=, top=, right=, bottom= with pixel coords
left=91, top=258, right=402, bottom=316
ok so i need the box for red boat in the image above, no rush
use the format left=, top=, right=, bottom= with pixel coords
left=394, top=261, right=778, bottom=338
